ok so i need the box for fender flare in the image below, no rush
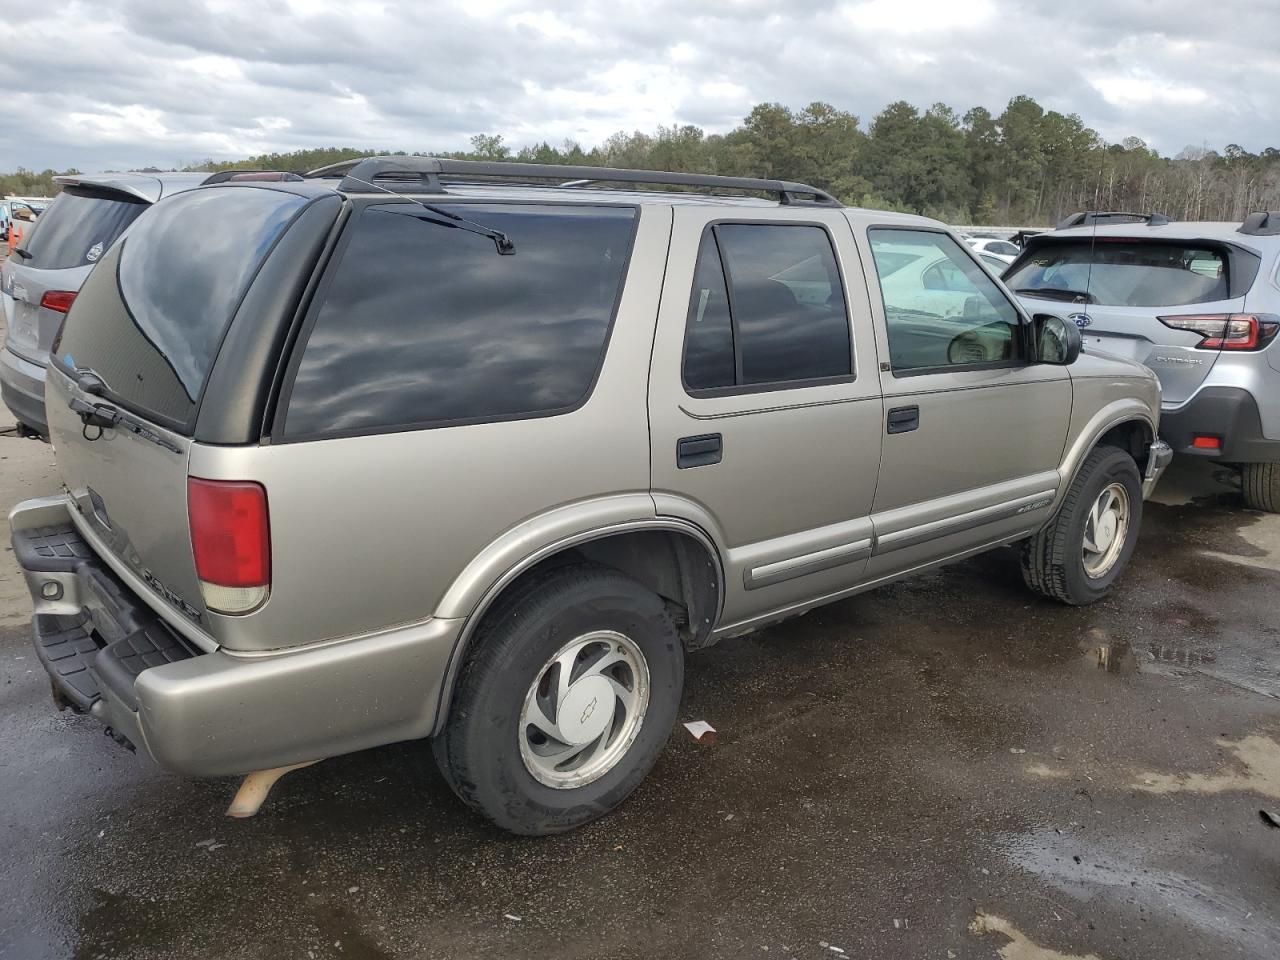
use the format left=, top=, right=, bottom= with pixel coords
left=429, top=505, right=724, bottom=734
left=1051, top=400, right=1156, bottom=515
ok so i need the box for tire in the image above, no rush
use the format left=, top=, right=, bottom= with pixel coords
left=1241, top=463, right=1280, bottom=513
left=433, top=564, right=684, bottom=835
left=1021, top=446, right=1143, bottom=605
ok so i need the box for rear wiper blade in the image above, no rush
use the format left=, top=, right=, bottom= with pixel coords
left=67, top=395, right=181, bottom=454
left=1015, top=287, right=1097, bottom=304
left=12, top=247, right=32, bottom=260
left=343, top=174, right=515, bottom=255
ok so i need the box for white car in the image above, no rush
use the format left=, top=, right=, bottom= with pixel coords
left=966, top=236, right=1020, bottom=263
left=977, top=252, right=1010, bottom=274
left=875, top=235, right=1011, bottom=319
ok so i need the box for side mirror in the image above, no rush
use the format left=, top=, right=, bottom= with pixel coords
left=1033, top=313, right=1082, bottom=365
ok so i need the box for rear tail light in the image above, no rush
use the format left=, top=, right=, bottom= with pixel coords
left=40, top=290, right=77, bottom=314
left=187, top=478, right=270, bottom=614
left=1157, top=313, right=1280, bottom=350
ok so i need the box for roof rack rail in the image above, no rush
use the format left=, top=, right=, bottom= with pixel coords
left=1055, top=211, right=1170, bottom=229
left=1240, top=211, right=1280, bottom=237
left=304, top=156, right=841, bottom=206
left=202, top=170, right=305, bottom=185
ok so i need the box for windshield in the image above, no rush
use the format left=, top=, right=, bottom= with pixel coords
left=19, top=190, right=147, bottom=269
left=1006, top=240, right=1233, bottom=307
left=54, top=187, right=307, bottom=430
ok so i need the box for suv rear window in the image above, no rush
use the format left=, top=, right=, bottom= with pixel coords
left=54, top=187, right=307, bottom=429
left=19, top=189, right=148, bottom=269
left=281, top=202, right=637, bottom=438
left=1006, top=240, right=1235, bottom=307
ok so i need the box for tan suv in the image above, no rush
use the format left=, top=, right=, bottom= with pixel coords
left=10, top=158, right=1171, bottom=834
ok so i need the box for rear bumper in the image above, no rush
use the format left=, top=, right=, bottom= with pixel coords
left=10, top=495, right=462, bottom=777
left=1160, top=387, right=1280, bottom=463
left=0, top=345, right=48, bottom=436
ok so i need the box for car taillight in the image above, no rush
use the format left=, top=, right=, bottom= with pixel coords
left=40, top=290, right=77, bottom=313
left=1158, top=313, right=1280, bottom=350
left=187, top=477, right=270, bottom=615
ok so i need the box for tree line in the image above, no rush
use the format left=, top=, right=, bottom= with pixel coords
left=6, top=95, right=1279, bottom=226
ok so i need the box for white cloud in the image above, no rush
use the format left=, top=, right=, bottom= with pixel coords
left=842, top=0, right=996, bottom=34
left=0, top=0, right=1276, bottom=172
left=1092, top=74, right=1211, bottom=109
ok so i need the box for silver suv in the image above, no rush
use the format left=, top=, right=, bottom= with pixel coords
left=10, top=158, right=1171, bottom=834
left=1006, top=210, right=1280, bottom=511
left=1, top=171, right=302, bottom=437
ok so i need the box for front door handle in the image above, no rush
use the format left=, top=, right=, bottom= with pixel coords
left=677, top=433, right=722, bottom=468
left=887, top=405, right=920, bottom=434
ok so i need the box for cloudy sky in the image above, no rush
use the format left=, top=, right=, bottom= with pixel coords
left=1, top=0, right=1276, bottom=172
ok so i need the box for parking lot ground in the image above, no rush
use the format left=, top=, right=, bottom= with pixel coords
left=1, top=427, right=1278, bottom=960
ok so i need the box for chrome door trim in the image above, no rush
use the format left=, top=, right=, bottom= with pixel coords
left=677, top=393, right=878, bottom=420
left=744, top=537, right=874, bottom=590
left=874, top=489, right=1056, bottom=555
left=715, top=529, right=1031, bottom=639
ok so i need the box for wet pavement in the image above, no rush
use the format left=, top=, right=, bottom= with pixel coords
left=1, top=425, right=1278, bottom=959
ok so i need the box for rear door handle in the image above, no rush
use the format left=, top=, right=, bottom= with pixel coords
left=886, top=405, right=920, bottom=434
left=677, top=433, right=722, bottom=468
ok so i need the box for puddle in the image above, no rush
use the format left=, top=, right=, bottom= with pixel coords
left=1133, top=735, right=1280, bottom=800
left=1075, top=624, right=1279, bottom=702
left=997, top=827, right=1280, bottom=956
left=969, top=913, right=1102, bottom=960
left=1147, top=644, right=1216, bottom=667
left=1080, top=640, right=1138, bottom=675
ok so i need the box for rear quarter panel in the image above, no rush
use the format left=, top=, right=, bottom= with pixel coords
left=187, top=205, right=674, bottom=653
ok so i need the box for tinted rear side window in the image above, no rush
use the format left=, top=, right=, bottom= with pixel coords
left=1006, top=240, right=1236, bottom=307
left=681, top=223, right=852, bottom=392
left=21, top=189, right=148, bottom=269
left=282, top=202, right=637, bottom=438
left=54, top=187, right=307, bottom=429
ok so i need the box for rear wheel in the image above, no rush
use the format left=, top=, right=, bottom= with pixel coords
left=1021, top=446, right=1143, bottom=605
left=1241, top=463, right=1280, bottom=513
left=434, top=564, right=683, bottom=835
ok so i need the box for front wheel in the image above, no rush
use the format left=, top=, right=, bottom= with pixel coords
left=433, top=564, right=684, bottom=835
left=1021, top=446, right=1143, bottom=605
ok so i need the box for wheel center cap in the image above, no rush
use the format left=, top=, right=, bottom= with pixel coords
left=1099, top=514, right=1117, bottom=547
left=558, top=675, right=614, bottom=745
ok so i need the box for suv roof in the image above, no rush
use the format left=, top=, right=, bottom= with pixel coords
left=1048, top=211, right=1280, bottom=248
left=54, top=170, right=303, bottom=204
left=53, top=172, right=213, bottom=203
left=1042, top=218, right=1280, bottom=251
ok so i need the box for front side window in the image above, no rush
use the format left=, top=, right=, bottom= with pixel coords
left=283, top=202, right=637, bottom=438
left=1004, top=240, right=1233, bottom=307
left=681, top=223, right=852, bottom=392
left=869, top=229, right=1022, bottom=373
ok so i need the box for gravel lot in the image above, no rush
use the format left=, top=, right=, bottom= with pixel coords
left=1, top=316, right=1278, bottom=958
